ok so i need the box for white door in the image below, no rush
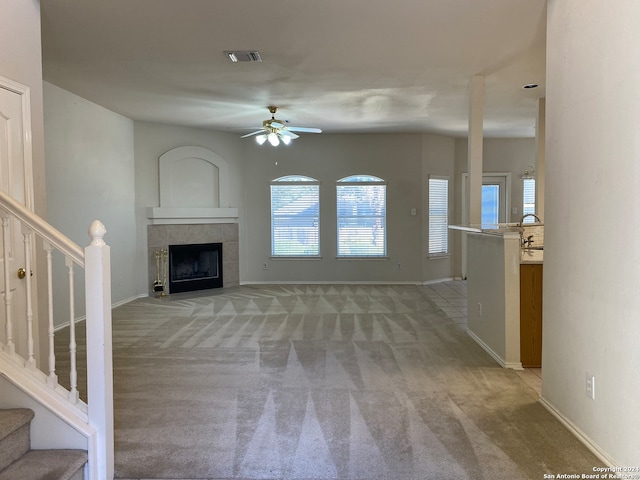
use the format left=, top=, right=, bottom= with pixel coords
left=0, top=78, right=36, bottom=358
left=480, top=175, right=508, bottom=225
left=461, top=173, right=511, bottom=226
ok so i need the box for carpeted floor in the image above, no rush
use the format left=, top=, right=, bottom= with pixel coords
left=59, top=283, right=603, bottom=479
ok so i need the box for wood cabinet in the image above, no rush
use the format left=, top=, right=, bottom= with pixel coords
left=520, top=264, right=543, bottom=368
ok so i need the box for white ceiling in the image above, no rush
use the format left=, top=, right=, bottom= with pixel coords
left=40, top=0, right=547, bottom=138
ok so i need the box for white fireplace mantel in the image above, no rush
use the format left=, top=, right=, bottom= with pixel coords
left=146, top=207, right=239, bottom=225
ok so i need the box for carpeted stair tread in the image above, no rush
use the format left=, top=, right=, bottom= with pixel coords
left=0, top=449, right=87, bottom=480
left=0, top=408, right=34, bottom=441
left=0, top=408, right=35, bottom=471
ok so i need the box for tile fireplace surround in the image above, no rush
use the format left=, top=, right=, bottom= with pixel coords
left=147, top=223, right=239, bottom=295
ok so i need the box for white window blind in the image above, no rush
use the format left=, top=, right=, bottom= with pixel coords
left=336, top=175, right=386, bottom=257
left=271, top=175, right=320, bottom=256
left=522, top=178, right=536, bottom=221
left=428, top=176, right=449, bottom=256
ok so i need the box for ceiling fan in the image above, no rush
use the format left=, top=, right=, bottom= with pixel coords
left=241, top=106, right=322, bottom=146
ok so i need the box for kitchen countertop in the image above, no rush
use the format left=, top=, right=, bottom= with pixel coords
left=521, top=248, right=543, bottom=264
left=449, top=223, right=520, bottom=235
left=449, top=224, right=544, bottom=264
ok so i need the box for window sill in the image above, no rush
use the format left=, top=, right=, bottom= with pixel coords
left=270, top=256, right=323, bottom=260
left=336, top=256, right=389, bottom=261
left=428, top=254, right=450, bottom=260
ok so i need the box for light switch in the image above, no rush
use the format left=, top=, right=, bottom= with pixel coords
left=512, top=207, right=518, bottom=215
left=411, top=208, right=417, bottom=216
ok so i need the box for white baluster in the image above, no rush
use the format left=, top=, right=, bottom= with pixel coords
left=85, top=220, right=114, bottom=480
left=44, top=241, right=58, bottom=387
left=66, top=256, right=79, bottom=403
left=1, top=215, right=15, bottom=355
left=22, top=226, right=36, bottom=369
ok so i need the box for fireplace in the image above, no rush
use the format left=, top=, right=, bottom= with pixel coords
left=168, top=243, right=223, bottom=293
left=147, top=223, right=239, bottom=295
left=146, top=146, right=239, bottom=294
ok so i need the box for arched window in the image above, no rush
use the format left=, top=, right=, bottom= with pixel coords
left=336, top=175, right=386, bottom=257
left=270, top=175, right=320, bottom=256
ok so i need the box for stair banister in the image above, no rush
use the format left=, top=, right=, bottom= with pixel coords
left=0, top=190, right=114, bottom=480
left=0, top=190, right=83, bottom=265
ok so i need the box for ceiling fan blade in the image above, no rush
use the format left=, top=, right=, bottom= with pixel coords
left=287, top=126, right=322, bottom=134
left=270, top=121, right=284, bottom=128
left=241, top=129, right=267, bottom=138
left=279, top=129, right=299, bottom=139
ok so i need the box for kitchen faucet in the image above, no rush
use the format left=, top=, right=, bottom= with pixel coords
left=522, top=235, right=534, bottom=247
left=518, top=213, right=541, bottom=226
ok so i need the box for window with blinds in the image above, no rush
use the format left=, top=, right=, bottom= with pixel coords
left=336, top=175, right=386, bottom=257
left=270, top=175, right=320, bottom=257
left=428, top=176, right=449, bottom=256
left=522, top=178, right=536, bottom=221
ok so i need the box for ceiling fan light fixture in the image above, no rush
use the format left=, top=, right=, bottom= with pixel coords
left=268, top=132, right=280, bottom=146
left=242, top=106, right=321, bottom=146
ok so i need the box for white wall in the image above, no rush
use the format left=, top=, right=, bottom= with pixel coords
left=0, top=376, right=87, bottom=450
left=43, top=82, right=138, bottom=316
left=241, top=133, right=424, bottom=283
left=422, top=133, right=457, bottom=281
left=467, top=234, right=506, bottom=360
left=543, top=0, right=640, bottom=465
left=466, top=232, right=521, bottom=369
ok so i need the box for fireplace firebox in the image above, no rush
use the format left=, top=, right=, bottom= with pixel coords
left=168, top=243, right=223, bottom=293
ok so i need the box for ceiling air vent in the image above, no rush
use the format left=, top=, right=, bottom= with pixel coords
left=224, top=51, right=262, bottom=63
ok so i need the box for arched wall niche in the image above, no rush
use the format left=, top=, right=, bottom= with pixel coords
left=158, top=146, right=227, bottom=208
left=147, top=145, right=238, bottom=224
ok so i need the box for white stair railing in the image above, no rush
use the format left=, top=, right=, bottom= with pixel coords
left=0, top=190, right=113, bottom=480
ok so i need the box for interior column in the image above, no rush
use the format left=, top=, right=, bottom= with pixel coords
left=467, top=74, right=484, bottom=226
left=535, top=98, right=545, bottom=220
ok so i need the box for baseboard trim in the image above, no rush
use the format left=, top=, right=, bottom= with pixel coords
left=421, top=277, right=456, bottom=285
left=466, top=329, right=523, bottom=370
left=240, top=280, right=424, bottom=286
left=54, top=293, right=147, bottom=332
left=538, top=396, right=618, bottom=468
left=467, top=329, right=505, bottom=367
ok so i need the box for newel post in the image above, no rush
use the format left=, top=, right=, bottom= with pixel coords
left=84, top=220, right=114, bottom=480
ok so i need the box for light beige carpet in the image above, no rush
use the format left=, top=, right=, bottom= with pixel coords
left=59, top=284, right=603, bottom=479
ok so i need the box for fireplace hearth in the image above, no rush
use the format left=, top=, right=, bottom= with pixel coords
left=168, top=243, right=223, bottom=293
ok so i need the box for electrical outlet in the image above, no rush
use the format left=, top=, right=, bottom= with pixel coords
left=477, top=302, right=482, bottom=317
left=396, top=262, right=401, bottom=270
left=263, top=263, right=268, bottom=270
left=586, top=373, right=595, bottom=399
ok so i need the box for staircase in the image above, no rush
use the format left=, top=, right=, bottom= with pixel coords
left=0, top=408, right=86, bottom=479
left=1, top=190, right=114, bottom=479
